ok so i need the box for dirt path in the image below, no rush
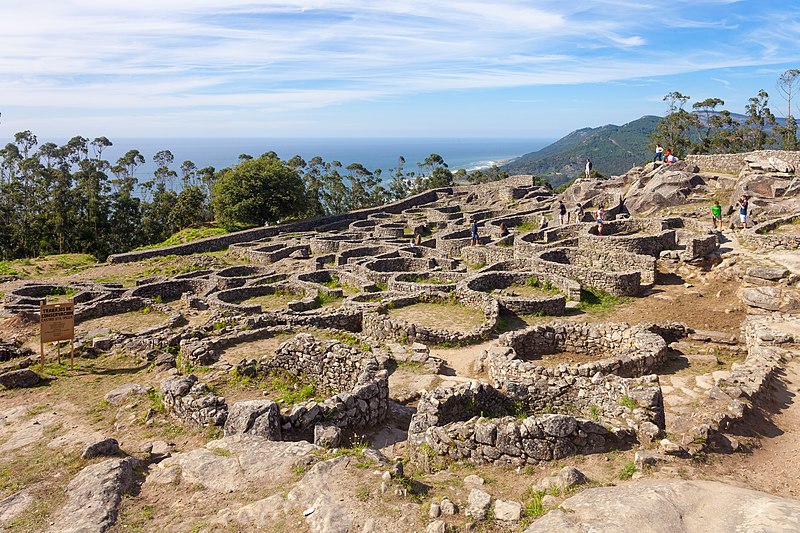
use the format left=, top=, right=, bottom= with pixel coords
left=688, top=357, right=800, bottom=500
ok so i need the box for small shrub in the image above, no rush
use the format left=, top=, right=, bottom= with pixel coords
left=618, top=461, right=636, bottom=480
left=354, top=485, right=371, bottom=502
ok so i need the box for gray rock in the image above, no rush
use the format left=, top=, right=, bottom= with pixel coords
left=92, top=336, right=114, bottom=351
left=746, top=267, right=789, bottom=281
left=429, top=502, right=441, bottom=518
left=524, top=479, right=800, bottom=533
left=440, top=497, right=457, bottom=515
left=465, top=489, right=491, bottom=520
left=234, top=494, right=286, bottom=528
left=0, top=489, right=34, bottom=524
left=542, top=414, right=577, bottom=438
left=224, top=400, right=281, bottom=440
left=494, top=499, right=522, bottom=522
left=426, top=520, right=446, bottom=533
left=82, top=438, right=121, bottom=459
left=140, top=440, right=172, bottom=461
left=541, top=494, right=558, bottom=509
left=557, top=466, right=587, bottom=489
left=464, top=474, right=485, bottom=485
left=104, top=383, right=152, bottom=405
left=148, top=437, right=315, bottom=493
left=0, top=369, right=41, bottom=389
left=45, top=457, right=136, bottom=533
left=313, top=424, right=342, bottom=448
left=742, top=286, right=782, bottom=311
left=286, top=456, right=355, bottom=533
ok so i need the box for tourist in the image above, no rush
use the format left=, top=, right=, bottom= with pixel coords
left=653, top=144, right=664, bottom=162
left=414, top=231, right=422, bottom=246
left=499, top=222, right=509, bottom=237
left=539, top=214, right=549, bottom=229
left=574, top=202, right=584, bottom=223
left=711, top=200, right=723, bottom=231
left=736, top=195, right=749, bottom=229
left=596, top=206, right=605, bottom=235
left=558, top=201, right=567, bottom=225
left=471, top=219, right=479, bottom=246
left=585, top=159, right=593, bottom=179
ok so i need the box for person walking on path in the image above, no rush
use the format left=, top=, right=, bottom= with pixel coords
left=711, top=200, right=723, bottom=231
left=558, top=201, right=567, bottom=225
left=735, top=195, right=749, bottom=229
left=653, top=144, right=664, bottom=162
left=471, top=219, right=480, bottom=246
left=585, top=159, right=593, bottom=179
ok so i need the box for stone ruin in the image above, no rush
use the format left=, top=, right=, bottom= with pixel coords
left=2, top=160, right=798, bottom=471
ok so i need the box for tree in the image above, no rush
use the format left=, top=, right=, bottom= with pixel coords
left=168, top=185, right=209, bottom=231
left=776, top=69, right=800, bottom=150
left=692, top=97, right=725, bottom=152
left=211, top=155, right=307, bottom=230
left=743, top=89, right=777, bottom=150
left=652, top=91, right=698, bottom=157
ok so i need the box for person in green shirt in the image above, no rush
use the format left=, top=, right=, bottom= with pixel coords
left=711, top=200, right=723, bottom=231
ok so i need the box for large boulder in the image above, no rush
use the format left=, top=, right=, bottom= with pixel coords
left=224, top=400, right=282, bottom=440
left=623, top=169, right=705, bottom=215
left=0, top=369, right=41, bottom=389
left=524, top=479, right=800, bottom=532
left=46, top=457, right=136, bottom=533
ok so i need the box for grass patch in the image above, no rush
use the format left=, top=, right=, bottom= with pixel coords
left=514, top=221, right=537, bottom=233
left=618, top=461, right=637, bottom=480
left=575, top=287, right=629, bottom=314
left=0, top=254, right=97, bottom=279
left=264, top=370, right=321, bottom=405
left=133, top=224, right=228, bottom=251
left=619, top=395, right=637, bottom=410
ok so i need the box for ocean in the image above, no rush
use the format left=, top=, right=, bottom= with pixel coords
left=85, top=137, right=552, bottom=182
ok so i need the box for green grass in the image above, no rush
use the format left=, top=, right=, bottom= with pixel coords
left=320, top=330, right=371, bottom=352
left=575, top=287, right=629, bottom=314
left=619, top=394, right=637, bottom=410
left=514, top=221, right=538, bottom=233
left=315, top=292, right=343, bottom=306
left=0, top=253, right=97, bottom=279
left=265, top=370, right=320, bottom=404
left=618, top=461, right=637, bottom=480
left=133, top=224, right=228, bottom=251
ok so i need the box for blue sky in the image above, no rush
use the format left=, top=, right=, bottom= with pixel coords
left=2, top=0, right=799, bottom=139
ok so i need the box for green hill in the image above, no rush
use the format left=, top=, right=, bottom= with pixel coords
left=502, top=115, right=660, bottom=187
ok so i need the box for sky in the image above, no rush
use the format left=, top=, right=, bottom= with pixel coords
left=2, top=0, right=799, bottom=140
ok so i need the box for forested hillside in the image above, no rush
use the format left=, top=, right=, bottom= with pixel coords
left=501, top=116, right=660, bottom=187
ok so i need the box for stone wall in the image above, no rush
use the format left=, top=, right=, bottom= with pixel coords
left=743, top=213, right=800, bottom=251
left=161, top=374, right=228, bottom=427
left=456, top=271, right=575, bottom=315
left=685, top=150, right=800, bottom=175
left=107, top=188, right=447, bottom=264
left=362, top=293, right=499, bottom=345
left=531, top=248, right=643, bottom=296
left=388, top=271, right=468, bottom=294
left=495, top=322, right=667, bottom=377
left=263, top=333, right=389, bottom=436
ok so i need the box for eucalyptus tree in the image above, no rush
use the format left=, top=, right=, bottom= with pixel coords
left=775, top=69, right=800, bottom=149
left=653, top=91, right=698, bottom=157
left=743, top=89, right=777, bottom=151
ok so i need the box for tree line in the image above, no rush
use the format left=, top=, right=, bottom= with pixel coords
left=0, top=133, right=486, bottom=261
left=652, top=69, right=799, bottom=157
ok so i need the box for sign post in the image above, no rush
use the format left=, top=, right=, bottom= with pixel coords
left=39, top=299, right=75, bottom=371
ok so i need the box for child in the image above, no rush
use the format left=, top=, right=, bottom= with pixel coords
left=596, top=206, right=605, bottom=235
left=711, top=200, right=723, bottom=231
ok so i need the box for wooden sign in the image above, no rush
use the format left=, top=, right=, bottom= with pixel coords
left=40, top=299, right=75, bottom=370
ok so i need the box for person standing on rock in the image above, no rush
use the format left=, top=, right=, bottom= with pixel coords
left=736, top=195, right=749, bottom=229
left=585, top=159, right=593, bottom=179
left=596, top=206, right=605, bottom=235
left=653, top=144, right=664, bottom=162
left=574, top=203, right=584, bottom=223
left=471, top=219, right=479, bottom=246
left=711, top=200, right=723, bottom=231
left=558, top=201, right=567, bottom=225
